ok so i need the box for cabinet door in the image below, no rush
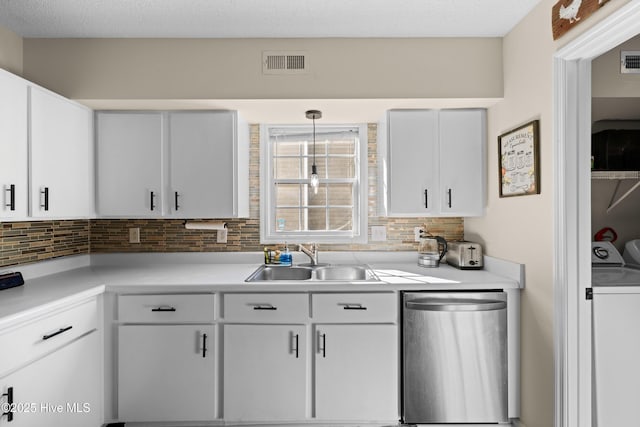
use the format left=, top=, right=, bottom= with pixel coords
left=223, top=324, right=307, bottom=421
left=169, top=111, right=236, bottom=217
left=387, top=110, right=439, bottom=216
left=439, top=109, right=485, bottom=217
left=0, top=332, right=101, bottom=427
left=96, top=112, right=162, bottom=217
left=315, top=324, right=398, bottom=421
left=0, top=71, right=28, bottom=220
left=29, top=87, right=93, bottom=218
left=118, top=324, right=215, bottom=422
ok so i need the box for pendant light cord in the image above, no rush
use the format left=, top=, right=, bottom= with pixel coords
left=312, top=115, right=316, bottom=167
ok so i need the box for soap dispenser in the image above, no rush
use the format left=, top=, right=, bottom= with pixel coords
left=281, top=243, right=293, bottom=266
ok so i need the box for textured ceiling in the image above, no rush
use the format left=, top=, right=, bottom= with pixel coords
left=0, top=0, right=542, bottom=38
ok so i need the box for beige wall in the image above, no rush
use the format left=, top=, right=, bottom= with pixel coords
left=0, top=25, right=23, bottom=75
left=464, top=1, right=632, bottom=427
left=22, top=38, right=502, bottom=100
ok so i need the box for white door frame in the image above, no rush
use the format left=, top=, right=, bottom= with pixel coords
left=554, top=3, right=640, bottom=427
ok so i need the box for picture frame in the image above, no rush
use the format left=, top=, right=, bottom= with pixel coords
left=498, top=120, right=540, bottom=197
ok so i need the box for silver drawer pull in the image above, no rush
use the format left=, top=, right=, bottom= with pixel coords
left=341, top=304, right=367, bottom=310
left=151, top=306, right=176, bottom=312
left=42, top=325, right=72, bottom=341
left=252, top=305, right=277, bottom=311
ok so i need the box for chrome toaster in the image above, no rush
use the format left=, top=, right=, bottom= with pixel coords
left=446, top=241, right=484, bottom=269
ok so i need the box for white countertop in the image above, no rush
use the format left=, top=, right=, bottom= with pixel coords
left=0, top=252, right=522, bottom=328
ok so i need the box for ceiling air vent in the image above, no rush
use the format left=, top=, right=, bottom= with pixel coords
left=621, top=51, right=640, bottom=74
left=263, top=51, right=308, bottom=75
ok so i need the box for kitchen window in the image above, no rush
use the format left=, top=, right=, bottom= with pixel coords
left=260, top=124, right=368, bottom=243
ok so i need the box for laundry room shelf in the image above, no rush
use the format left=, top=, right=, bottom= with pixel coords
left=592, top=171, right=640, bottom=213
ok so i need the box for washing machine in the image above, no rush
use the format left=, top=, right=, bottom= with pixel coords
left=592, top=241, right=640, bottom=426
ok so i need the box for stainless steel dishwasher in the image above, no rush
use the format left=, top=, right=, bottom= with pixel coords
left=402, top=291, right=508, bottom=424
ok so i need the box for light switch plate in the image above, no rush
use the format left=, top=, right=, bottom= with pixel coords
left=217, top=229, right=228, bottom=243
left=371, top=226, right=387, bottom=241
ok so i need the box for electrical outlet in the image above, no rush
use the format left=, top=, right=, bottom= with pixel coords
left=414, top=227, right=422, bottom=242
left=371, top=226, right=387, bottom=242
left=129, top=228, right=140, bottom=244
left=217, top=228, right=228, bottom=243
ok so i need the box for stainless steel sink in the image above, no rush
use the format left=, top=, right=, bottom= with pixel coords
left=314, top=265, right=371, bottom=281
left=245, top=266, right=312, bottom=281
left=245, top=264, right=379, bottom=282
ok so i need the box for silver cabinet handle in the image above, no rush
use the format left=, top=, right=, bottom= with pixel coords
left=174, top=191, right=180, bottom=211
left=424, top=189, right=428, bottom=209
left=406, top=298, right=506, bottom=312
left=447, top=188, right=452, bottom=208
left=150, top=191, right=156, bottom=211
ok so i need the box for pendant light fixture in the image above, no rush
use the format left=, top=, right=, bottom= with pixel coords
left=306, top=109, right=322, bottom=194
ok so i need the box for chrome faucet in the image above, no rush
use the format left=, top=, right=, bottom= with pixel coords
left=299, top=243, right=319, bottom=266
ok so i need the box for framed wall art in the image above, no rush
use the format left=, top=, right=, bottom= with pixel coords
left=498, top=120, right=540, bottom=197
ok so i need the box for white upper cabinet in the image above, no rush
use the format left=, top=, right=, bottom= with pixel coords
left=387, top=110, right=439, bottom=216
left=29, top=87, right=93, bottom=218
left=438, top=109, right=486, bottom=216
left=96, top=112, right=163, bottom=217
left=168, top=111, right=248, bottom=218
left=382, top=109, right=486, bottom=217
left=0, top=70, right=28, bottom=220
left=96, top=110, right=248, bottom=218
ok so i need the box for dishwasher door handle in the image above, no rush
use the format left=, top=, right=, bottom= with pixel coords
left=405, top=298, right=506, bottom=312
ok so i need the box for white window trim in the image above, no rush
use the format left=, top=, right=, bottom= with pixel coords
left=553, top=3, right=640, bottom=427
left=260, top=123, right=368, bottom=244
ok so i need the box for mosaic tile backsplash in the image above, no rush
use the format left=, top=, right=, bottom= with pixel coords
left=0, top=124, right=463, bottom=268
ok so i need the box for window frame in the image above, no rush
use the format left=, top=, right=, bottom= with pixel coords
left=260, top=123, right=368, bottom=244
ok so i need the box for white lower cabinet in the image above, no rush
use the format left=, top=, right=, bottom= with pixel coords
left=0, top=332, right=101, bottom=427
left=118, top=324, right=215, bottom=422
left=221, top=292, right=399, bottom=424
left=314, top=324, right=398, bottom=421
left=223, top=324, right=307, bottom=421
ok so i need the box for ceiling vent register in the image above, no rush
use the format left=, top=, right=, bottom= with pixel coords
left=621, top=51, right=640, bottom=74
left=263, top=51, right=308, bottom=74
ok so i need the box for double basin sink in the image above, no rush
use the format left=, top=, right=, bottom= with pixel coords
left=246, top=264, right=379, bottom=283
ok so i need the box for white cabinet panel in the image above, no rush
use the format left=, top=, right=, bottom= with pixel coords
left=29, top=87, right=93, bottom=218
left=439, top=109, right=485, bottom=216
left=169, top=111, right=237, bottom=217
left=388, top=110, right=439, bottom=216
left=118, top=324, right=215, bottom=422
left=0, top=332, right=101, bottom=427
left=223, top=324, right=307, bottom=421
left=385, top=109, right=485, bottom=217
left=96, top=112, right=163, bottom=217
left=314, top=324, right=398, bottom=421
left=0, top=70, right=28, bottom=220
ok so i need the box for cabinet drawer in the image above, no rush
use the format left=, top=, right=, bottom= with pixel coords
left=0, top=298, right=97, bottom=376
left=223, top=293, right=309, bottom=322
left=312, top=293, right=398, bottom=323
left=118, top=294, right=215, bottom=323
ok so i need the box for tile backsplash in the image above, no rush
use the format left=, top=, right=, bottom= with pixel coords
left=0, top=220, right=89, bottom=268
left=0, top=123, right=463, bottom=268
